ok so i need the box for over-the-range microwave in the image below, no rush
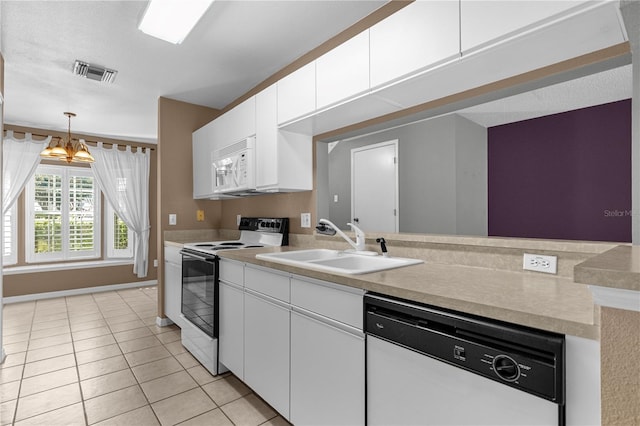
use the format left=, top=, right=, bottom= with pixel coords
left=212, top=136, right=260, bottom=196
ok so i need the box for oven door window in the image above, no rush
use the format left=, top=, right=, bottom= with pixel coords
left=181, top=255, right=217, bottom=337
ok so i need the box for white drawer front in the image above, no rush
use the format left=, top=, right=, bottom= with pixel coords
left=245, top=265, right=290, bottom=302
left=219, top=259, right=244, bottom=285
left=291, top=277, right=364, bottom=329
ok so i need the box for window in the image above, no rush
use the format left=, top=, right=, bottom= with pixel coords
left=3, top=203, right=18, bottom=266
left=106, top=202, right=133, bottom=258
left=25, top=164, right=101, bottom=262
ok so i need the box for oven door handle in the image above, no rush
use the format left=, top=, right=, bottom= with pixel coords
left=180, top=249, right=217, bottom=262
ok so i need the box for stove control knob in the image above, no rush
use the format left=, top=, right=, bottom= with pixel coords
left=493, top=355, right=520, bottom=382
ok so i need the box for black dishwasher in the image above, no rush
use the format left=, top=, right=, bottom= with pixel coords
left=365, top=293, right=565, bottom=425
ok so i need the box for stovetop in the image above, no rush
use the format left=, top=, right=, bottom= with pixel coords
left=182, top=217, right=289, bottom=256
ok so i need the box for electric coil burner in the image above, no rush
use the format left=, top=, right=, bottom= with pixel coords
left=179, top=217, right=289, bottom=375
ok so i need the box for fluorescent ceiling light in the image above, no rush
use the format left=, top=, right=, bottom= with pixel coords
left=138, top=0, right=214, bottom=44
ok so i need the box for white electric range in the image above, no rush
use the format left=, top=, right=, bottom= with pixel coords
left=178, top=217, right=289, bottom=375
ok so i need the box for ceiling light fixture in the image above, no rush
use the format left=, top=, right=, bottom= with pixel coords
left=40, top=112, right=95, bottom=164
left=138, top=0, right=214, bottom=44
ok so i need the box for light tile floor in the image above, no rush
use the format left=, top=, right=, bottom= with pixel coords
left=1, top=287, right=289, bottom=426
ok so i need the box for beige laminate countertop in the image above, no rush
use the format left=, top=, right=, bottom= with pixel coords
left=574, top=245, right=640, bottom=292
left=216, top=246, right=599, bottom=340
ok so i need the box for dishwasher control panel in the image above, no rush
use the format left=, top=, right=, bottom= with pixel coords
left=365, top=293, right=565, bottom=404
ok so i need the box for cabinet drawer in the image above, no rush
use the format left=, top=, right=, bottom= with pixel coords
left=245, top=265, right=290, bottom=302
left=291, top=276, right=364, bottom=329
left=219, top=259, right=243, bottom=285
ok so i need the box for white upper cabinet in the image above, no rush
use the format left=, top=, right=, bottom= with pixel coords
left=223, top=96, right=256, bottom=146
left=277, top=61, right=316, bottom=125
left=316, top=30, right=370, bottom=110
left=461, top=0, right=597, bottom=53
left=192, top=123, right=215, bottom=199
left=370, top=1, right=460, bottom=88
left=256, top=84, right=312, bottom=192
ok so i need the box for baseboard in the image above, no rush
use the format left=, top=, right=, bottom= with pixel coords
left=156, top=316, right=174, bottom=327
left=2, top=280, right=158, bottom=304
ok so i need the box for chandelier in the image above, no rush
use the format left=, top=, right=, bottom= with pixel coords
left=40, top=112, right=95, bottom=163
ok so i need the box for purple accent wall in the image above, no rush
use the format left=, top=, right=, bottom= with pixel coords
left=488, top=99, right=631, bottom=242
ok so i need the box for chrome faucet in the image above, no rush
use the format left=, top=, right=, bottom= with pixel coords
left=317, top=218, right=366, bottom=252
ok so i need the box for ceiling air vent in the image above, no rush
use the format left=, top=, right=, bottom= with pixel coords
left=73, top=60, right=118, bottom=83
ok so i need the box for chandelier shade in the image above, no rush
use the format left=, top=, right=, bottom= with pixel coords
left=40, top=112, right=95, bottom=164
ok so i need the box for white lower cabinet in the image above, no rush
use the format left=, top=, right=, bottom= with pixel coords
left=219, top=281, right=244, bottom=379
left=290, top=309, right=365, bottom=426
left=163, top=245, right=184, bottom=328
left=244, top=289, right=291, bottom=419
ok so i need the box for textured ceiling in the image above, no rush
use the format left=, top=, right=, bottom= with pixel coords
left=0, top=0, right=386, bottom=142
left=458, top=64, right=632, bottom=128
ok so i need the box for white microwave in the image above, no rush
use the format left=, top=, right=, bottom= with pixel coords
left=212, top=137, right=257, bottom=195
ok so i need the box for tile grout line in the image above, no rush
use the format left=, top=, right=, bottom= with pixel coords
left=10, top=300, right=36, bottom=425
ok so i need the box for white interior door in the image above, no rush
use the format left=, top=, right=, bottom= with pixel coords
left=351, top=140, right=398, bottom=232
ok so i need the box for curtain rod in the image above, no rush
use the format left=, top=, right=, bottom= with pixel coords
left=4, top=129, right=157, bottom=151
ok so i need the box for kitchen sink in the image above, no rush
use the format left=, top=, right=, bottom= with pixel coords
left=256, top=249, right=423, bottom=275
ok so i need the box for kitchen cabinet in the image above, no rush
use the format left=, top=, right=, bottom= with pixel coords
left=192, top=125, right=215, bottom=199
left=460, top=0, right=592, bottom=53
left=222, top=96, right=256, bottom=147
left=277, top=61, right=316, bottom=125
left=218, top=259, right=244, bottom=379
left=163, top=244, right=184, bottom=328
left=369, top=0, right=460, bottom=88
left=243, top=266, right=291, bottom=419
left=256, top=84, right=312, bottom=192
left=316, top=30, right=370, bottom=110
left=290, top=276, right=365, bottom=426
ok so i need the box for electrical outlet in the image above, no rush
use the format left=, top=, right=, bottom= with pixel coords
left=523, top=253, right=557, bottom=274
left=301, top=213, right=311, bottom=228
left=153, top=259, right=158, bottom=267
left=196, top=210, right=205, bottom=222
left=237, top=214, right=242, bottom=226
left=169, top=214, right=177, bottom=225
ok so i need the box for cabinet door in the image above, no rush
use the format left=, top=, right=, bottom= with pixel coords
left=164, top=260, right=184, bottom=328
left=291, top=311, right=365, bottom=426
left=256, top=84, right=278, bottom=188
left=370, top=1, right=460, bottom=88
left=219, top=281, right=244, bottom=379
left=225, top=96, right=256, bottom=145
left=244, top=291, right=290, bottom=419
left=316, top=31, right=370, bottom=110
left=461, top=0, right=591, bottom=53
left=192, top=126, right=214, bottom=198
left=277, top=61, right=316, bottom=124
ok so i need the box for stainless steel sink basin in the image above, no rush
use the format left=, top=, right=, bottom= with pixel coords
left=256, top=249, right=423, bottom=275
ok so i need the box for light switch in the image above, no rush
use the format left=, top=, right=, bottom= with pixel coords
left=169, top=214, right=177, bottom=225
left=197, top=210, right=205, bottom=221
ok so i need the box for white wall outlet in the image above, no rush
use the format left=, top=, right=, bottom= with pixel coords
left=301, top=213, right=311, bottom=228
left=153, top=259, right=158, bottom=268
left=237, top=214, right=242, bottom=226
left=334, top=194, right=339, bottom=203
left=523, top=253, right=558, bottom=274
left=169, top=214, right=177, bottom=225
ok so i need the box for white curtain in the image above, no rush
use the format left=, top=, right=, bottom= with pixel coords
left=90, top=143, right=151, bottom=278
left=3, top=131, right=50, bottom=215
